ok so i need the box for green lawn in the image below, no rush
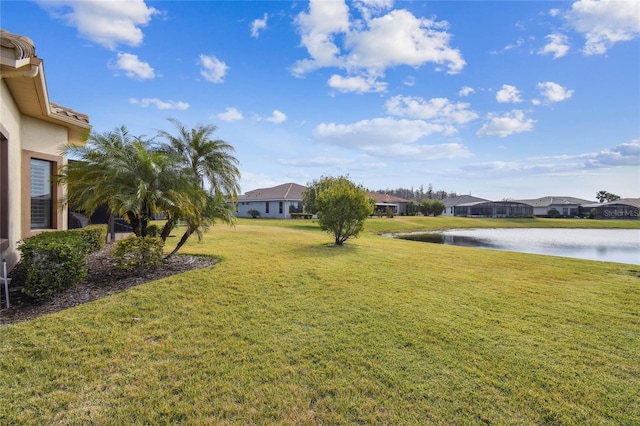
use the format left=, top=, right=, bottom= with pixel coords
left=1, top=217, right=639, bottom=424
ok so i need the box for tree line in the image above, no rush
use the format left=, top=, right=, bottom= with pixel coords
left=374, top=184, right=458, bottom=201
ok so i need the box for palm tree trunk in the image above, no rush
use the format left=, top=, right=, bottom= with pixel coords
left=164, top=225, right=194, bottom=259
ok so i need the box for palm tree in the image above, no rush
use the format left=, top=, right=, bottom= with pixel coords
left=157, top=118, right=241, bottom=199
left=59, top=126, right=203, bottom=239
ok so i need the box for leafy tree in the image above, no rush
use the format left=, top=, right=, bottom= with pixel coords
left=313, top=176, right=373, bottom=246
left=420, top=199, right=445, bottom=216
left=302, top=178, right=320, bottom=214
left=596, top=191, right=621, bottom=203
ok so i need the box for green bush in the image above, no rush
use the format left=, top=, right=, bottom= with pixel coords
left=146, top=224, right=160, bottom=237
left=247, top=209, right=260, bottom=218
left=113, top=236, right=164, bottom=274
left=18, top=231, right=89, bottom=299
left=70, top=224, right=107, bottom=252
left=547, top=208, right=561, bottom=218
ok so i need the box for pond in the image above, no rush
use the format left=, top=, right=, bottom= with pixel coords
left=396, top=228, right=640, bottom=265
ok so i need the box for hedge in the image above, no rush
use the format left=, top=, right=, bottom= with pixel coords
left=18, top=231, right=89, bottom=299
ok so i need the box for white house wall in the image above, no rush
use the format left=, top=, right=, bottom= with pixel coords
left=237, top=200, right=300, bottom=219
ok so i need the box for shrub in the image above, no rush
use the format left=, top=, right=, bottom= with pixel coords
left=146, top=224, right=161, bottom=237
left=18, top=231, right=89, bottom=299
left=70, top=224, right=108, bottom=252
left=113, top=236, right=164, bottom=275
left=547, top=208, right=561, bottom=218
left=247, top=209, right=261, bottom=218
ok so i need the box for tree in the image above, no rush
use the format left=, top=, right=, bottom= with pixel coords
left=156, top=119, right=241, bottom=257
left=59, top=123, right=239, bottom=259
left=302, top=178, right=320, bottom=214
left=313, top=176, right=373, bottom=246
left=420, top=199, right=446, bottom=216
left=596, top=191, right=621, bottom=203
left=60, top=126, right=200, bottom=239
left=157, top=118, right=240, bottom=196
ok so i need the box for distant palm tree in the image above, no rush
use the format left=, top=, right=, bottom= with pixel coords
left=157, top=118, right=241, bottom=199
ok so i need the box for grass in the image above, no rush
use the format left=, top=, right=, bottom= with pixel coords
left=1, top=217, right=639, bottom=424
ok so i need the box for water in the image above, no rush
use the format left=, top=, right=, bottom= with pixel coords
left=397, top=228, right=640, bottom=265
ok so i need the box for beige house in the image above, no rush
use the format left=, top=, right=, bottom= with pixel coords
left=1, top=30, right=90, bottom=269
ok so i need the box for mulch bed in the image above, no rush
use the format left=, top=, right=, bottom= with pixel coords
left=0, top=247, right=217, bottom=326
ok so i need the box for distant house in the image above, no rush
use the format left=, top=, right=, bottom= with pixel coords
left=580, top=198, right=640, bottom=220
left=1, top=30, right=90, bottom=268
left=368, top=192, right=410, bottom=215
left=453, top=201, right=534, bottom=218
left=517, top=196, right=594, bottom=217
left=442, top=195, right=489, bottom=216
left=236, top=183, right=306, bottom=219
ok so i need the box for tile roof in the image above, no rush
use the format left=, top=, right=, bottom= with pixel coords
left=368, top=192, right=409, bottom=203
left=443, top=195, right=489, bottom=207
left=0, top=29, right=36, bottom=60
left=517, top=196, right=595, bottom=207
left=582, top=198, right=640, bottom=208
left=239, top=183, right=306, bottom=201
left=50, top=102, right=90, bottom=125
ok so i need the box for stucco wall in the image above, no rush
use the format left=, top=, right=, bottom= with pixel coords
left=0, top=81, right=70, bottom=269
left=1, top=80, right=25, bottom=268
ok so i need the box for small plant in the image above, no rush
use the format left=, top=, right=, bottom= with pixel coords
left=19, top=231, right=89, bottom=298
left=113, top=236, right=164, bottom=275
left=247, top=209, right=261, bottom=218
left=146, top=224, right=161, bottom=237
left=386, top=206, right=395, bottom=218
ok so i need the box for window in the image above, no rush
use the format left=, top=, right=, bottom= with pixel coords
left=30, top=159, right=53, bottom=229
left=265, top=201, right=270, bottom=214
left=279, top=201, right=283, bottom=214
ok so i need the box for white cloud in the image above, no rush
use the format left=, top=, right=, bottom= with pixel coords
left=385, top=95, right=478, bottom=125
left=257, top=110, right=287, bottom=124
left=277, top=156, right=386, bottom=171
left=566, top=0, right=640, bottom=55
left=496, top=84, right=523, bottom=103
left=476, top=110, right=535, bottom=137
left=466, top=140, right=640, bottom=178
left=199, top=54, right=228, bottom=83
left=584, top=139, right=640, bottom=168
left=344, top=9, right=465, bottom=74
left=353, top=0, right=393, bottom=21
left=37, top=0, right=158, bottom=50
left=129, top=98, right=189, bottom=110
left=291, top=0, right=350, bottom=75
left=251, top=13, right=268, bottom=38
left=217, top=107, right=244, bottom=122
left=538, top=33, right=570, bottom=59
left=111, top=53, right=154, bottom=80
left=328, top=74, right=387, bottom=93
left=313, top=117, right=472, bottom=161
left=459, top=86, right=475, bottom=97
left=292, top=0, right=465, bottom=91
left=537, top=81, right=574, bottom=103
left=549, top=8, right=561, bottom=17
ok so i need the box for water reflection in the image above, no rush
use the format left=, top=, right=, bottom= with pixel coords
left=396, top=228, right=640, bottom=265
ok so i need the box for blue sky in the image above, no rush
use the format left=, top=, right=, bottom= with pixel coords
left=2, top=0, right=639, bottom=200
